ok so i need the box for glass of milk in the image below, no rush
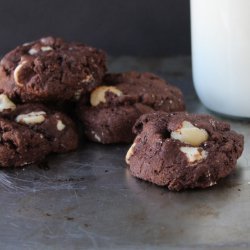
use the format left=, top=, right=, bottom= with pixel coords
left=191, top=0, right=250, bottom=117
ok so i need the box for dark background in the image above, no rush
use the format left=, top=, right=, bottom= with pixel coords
left=0, top=0, right=190, bottom=57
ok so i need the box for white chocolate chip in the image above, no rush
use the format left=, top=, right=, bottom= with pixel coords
left=57, top=120, right=66, bottom=131
left=13, top=61, right=28, bottom=86
left=82, top=74, right=94, bottom=83
left=180, top=146, right=208, bottom=164
left=16, top=111, right=46, bottom=125
left=28, top=48, right=39, bottom=55
left=41, top=46, right=53, bottom=52
left=171, top=121, right=208, bottom=146
left=90, top=86, right=123, bottom=106
left=125, top=142, right=137, bottom=164
left=0, top=94, right=16, bottom=112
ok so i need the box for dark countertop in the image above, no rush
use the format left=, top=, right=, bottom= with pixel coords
left=0, top=56, right=249, bottom=250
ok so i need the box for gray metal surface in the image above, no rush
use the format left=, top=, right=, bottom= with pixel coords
left=0, top=57, right=249, bottom=250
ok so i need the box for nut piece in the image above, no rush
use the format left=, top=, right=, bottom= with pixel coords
left=125, top=142, right=137, bottom=164
left=0, top=94, right=16, bottom=112
left=28, top=48, right=38, bottom=55
left=57, top=120, right=66, bottom=131
left=13, top=61, right=28, bottom=86
left=41, top=46, right=53, bottom=52
left=171, top=121, right=208, bottom=146
left=90, top=86, right=123, bottom=106
left=16, top=111, right=46, bottom=125
left=180, top=146, right=208, bottom=164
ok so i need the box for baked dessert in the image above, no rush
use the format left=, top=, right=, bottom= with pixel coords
left=78, top=72, right=185, bottom=144
left=0, top=94, right=78, bottom=167
left=126, top=111, right=244, bottom=191
left=0, top=36, right=106, bottom=102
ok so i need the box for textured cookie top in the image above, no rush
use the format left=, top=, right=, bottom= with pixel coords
left=87, top=71, right=185, bottom=112
left=0, top=94, right=78, bottom=167
left=133, top=111, right=243, bottom=159
left=126, top=111, right=244, bottom=191
left=0, top=37, right=106, bottom=102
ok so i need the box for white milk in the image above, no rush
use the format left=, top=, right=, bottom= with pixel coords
left=191, top=0, right=250, bottom=117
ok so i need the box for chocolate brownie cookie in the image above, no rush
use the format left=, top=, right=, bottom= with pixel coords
left=126, top=112, right=244, bottom=191
left=0, top=94, right=78, bottom=167
left=77, top=72, right=185, bottom=144
left=0, top=37, right=106, bottom=102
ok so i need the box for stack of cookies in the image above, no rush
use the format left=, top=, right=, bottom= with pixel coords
left=0, top=36, right=244, bottom=191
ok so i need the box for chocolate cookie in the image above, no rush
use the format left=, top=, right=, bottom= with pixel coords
left=77, top=72, right=185, bottom=144
left=0, top=37, right=106, bottom=102
left=0, top=94, right=78, bottom=167
left=126, top=112, right=244, bottom=191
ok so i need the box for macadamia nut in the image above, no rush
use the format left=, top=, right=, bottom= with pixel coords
left=126, top=142, right=137, bottom=164
left=16, top=111, right=46, bottom=125
left=28, top=48, right=39, bottom=55
left=90, top=86, right=123, bottom=106
left=57, top=120, right=66, bottom=131
left=13, top=61, right=28, bottom=86
left=171, top=121, right=208, bottom=146
left=180, top=146, right=208, bottom=164
left=0, top=94, right=16, bottom=112
left=41, top=46, right=53, bottom=52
